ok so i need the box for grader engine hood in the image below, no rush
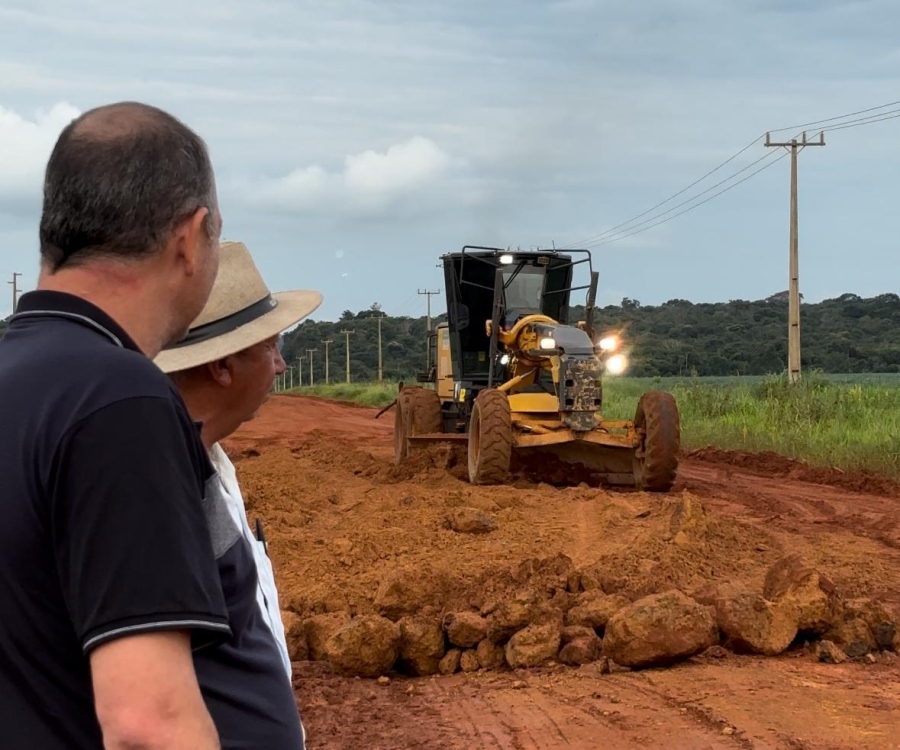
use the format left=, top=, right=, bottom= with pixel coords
left=500, top=318, right=603, bottom=433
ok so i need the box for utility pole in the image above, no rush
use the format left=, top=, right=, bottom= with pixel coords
left=765, top=130, right=825, bottom=384
left=288, top=365, right=293, bottom=390
left=306, top=348, right=317, bottom=386
left=418, top=289, right=440, bottom=332
left=340, top=329, right=354, bottom=383
left=321, top=339, right=333, bottom=384
left=8, top=272, right=21, bottom=314
left=297, top=356, right=304, bottom=388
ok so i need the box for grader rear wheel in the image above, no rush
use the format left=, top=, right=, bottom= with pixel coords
left=467, top=388, right=512, bottom=485
left=409, top=388, right=442, bottom=434
left=633, top=391, right=680, bottom=492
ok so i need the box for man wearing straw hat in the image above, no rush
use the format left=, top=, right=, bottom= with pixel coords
left=155, top=239, right=322, bottom=747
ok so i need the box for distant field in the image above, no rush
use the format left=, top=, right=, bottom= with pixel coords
left=289, top=374, right=900, bottom=479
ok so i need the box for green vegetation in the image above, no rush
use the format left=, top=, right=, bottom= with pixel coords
left=282, top=293, right=900, bottom=381
left=293, top=374, right=900, bottom=479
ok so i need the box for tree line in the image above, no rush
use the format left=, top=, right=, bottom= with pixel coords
left=6, top=292, right=897, bottom=379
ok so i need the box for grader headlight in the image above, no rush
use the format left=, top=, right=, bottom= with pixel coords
left=598, top=335, right=620, bottom=352
left=539, top=337, right=557, bottom=350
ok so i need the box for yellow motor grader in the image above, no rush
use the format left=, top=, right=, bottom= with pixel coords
left=394, top=246, right=680, bottom=491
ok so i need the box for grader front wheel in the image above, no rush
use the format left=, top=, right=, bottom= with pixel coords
left=633, top=391, right=680, bottom=492
left=467, top=388, right=512, bottom=485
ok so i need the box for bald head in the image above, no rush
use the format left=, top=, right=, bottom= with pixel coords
left=40, top=101, right=219, bottom=271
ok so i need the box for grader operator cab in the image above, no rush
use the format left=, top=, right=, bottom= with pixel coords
left=394, top=245, right=680, bottom=491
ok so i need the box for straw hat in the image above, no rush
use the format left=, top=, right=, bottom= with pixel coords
left=155, top=240, right=323, bottom=373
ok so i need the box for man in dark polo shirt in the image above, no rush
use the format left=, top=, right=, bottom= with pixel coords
left=0, top=102, right=305, bottom=749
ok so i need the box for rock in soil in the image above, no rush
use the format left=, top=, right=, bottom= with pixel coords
left=398, top=617, right=445, bottom=677
left=305, top=612, right=350, bottom=661
left=446, top=612, right=489, bottom=648
left=325, top=616, right=401, bottom=678
left=487, top=590, right=543, bottom=642
left=689, top=580, right=749, bottom=609
left=826, top=618, right=877, bottom=658
left=460, top=649, right=480, bottom=673
left=505, top=619, right=562, bottom=669
left=843, top=599, right=898, bottom=650
left=476, top=639, right=506, bottom=670
left=446, top=507, right=497, bottom=535
left=559, top=635, right=603, bottom=666
left=561, top=625, right=597, bottom=645
left=716, top=592, right=798, bottom=656
left=439, top=649, right=462, bottom=675
left=565, top=591, right=631, bottom=631
left=763, top=554, right=841, bottom=635
left=282, top=611, right=309, bottom=662
left=817, top=640, right=847, bottom=664
left=603, top=590, right=719, bottom=669
left=375, top=568, right=442, bottom=622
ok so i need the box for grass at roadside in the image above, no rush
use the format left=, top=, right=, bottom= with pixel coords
left=287, top=374, right=900, bottom=479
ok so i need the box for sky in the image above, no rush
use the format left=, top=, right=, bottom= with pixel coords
left=1, top=0, right=898, bottom=322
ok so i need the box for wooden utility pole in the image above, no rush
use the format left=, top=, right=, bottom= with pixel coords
left=321, top=339, right=333, bottom=384
left=307, top=348, right=317, bottom=386
left=288, top=365, right=294, bottom=390
left=8, top=272, right=21, bottom=314
left=297, top=356, right=304, bottom=387
left=765, top=130, right=825, bottom=384
left=340, top=329, right=354, bottom=383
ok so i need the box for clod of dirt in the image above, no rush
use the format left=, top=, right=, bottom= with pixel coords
left=561, top=625, right=597, bottom=645
left=559, top=635, right=603, bottom=666
left=763, top=554, right=841, bottom=635
left=565, top=591, right=631, bottom=631
left=460, top=649, right=480, bottom=673
left=282, top=611, right=309, bottom=662
left=398, top=617, right=445, bottom=676
left=715, top=592, right=798, bottom=656
left=487, top=590, right=544, bottom=642
left=843, top=599, right=898, bottom=650
left=439, top=649, right=462, bottom=675
left=505, top=618, right=562, bottom=669
left=445, top=612, right=489, bottom=648
left=445, top=507, right=497, bottom=535
left=325, top=616, right=401, bottom=678
left=703, top=645, right=730, bottom=659
left=826, top=618, right=877, bottom=658
left=476, top=639, right=506, bottom=670
left=305, top=612, right=351, bottom=661
left=377, top=676, right=391, bottom=686
left=374, top=567, right=444, bottom=622
left=817, top=640, right=848, bottom=664
left=603, top=590, right=719, bottom=669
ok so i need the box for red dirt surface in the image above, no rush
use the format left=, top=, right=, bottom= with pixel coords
left=224, top=395, right=900, bottom=749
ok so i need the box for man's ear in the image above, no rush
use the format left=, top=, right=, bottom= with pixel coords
left=172, top=207, right=210, bottom=277
left=206, top=356, right=234, bottom=387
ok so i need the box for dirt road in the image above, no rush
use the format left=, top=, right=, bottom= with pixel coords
left=225, top=395, right=900, bottom=750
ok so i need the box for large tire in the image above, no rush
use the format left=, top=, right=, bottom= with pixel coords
left=409, top=388, right=443, bottom=435
left=467, top=389, right=512, bottom=485
left=393, top=389, right=416, bottom=465
left=633, top=391, right=680, bottom=492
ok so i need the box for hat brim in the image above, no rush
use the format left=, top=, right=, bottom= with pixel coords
left=154, top=289, right=323, bottom=374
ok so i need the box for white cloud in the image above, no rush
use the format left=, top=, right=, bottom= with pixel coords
left=249, top=136, right=456, bottom=217
left=0, top=102, right=80, bottom=199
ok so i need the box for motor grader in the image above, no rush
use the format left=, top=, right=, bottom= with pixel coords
left=393, top=245, right=680, bottom=491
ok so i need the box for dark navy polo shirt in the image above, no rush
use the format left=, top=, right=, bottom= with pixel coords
left=0, top=291, right=304, bottom=749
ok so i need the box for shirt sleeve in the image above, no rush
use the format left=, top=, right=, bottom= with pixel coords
left=50, top=396, right=232, bottom=654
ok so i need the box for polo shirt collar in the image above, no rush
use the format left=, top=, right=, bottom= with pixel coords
left=13, top=290, right=142, bottom=353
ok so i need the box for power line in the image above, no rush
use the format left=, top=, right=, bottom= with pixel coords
left=768, top=99, right=900, bottom=134
left=568, top=98, right=900, bottom=249
left=569, top=134, right=765, bottom=247
left=582, top=151, right=789, bottom=249
left=579, top=149, right=780, bottom=246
